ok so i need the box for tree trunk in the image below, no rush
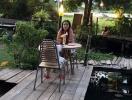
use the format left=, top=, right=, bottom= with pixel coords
left=83, top=0, right=88, bottom=25
left=83, top=0, right=93, bottom=26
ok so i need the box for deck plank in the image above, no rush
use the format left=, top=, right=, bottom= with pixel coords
left=48, top=75, right=71, bottom=100
left=7, top=70, right=33, bottom=83
left=26, top=73, right=58, bottom=100
left=0, top=68, right=11, bottom=77
left=73, top=66, right=93, bottom=100
left=38, top=80, right=59, bottom=100
left=60, top=66, right=85, bottom=100
left=0, top=71, right=35, bottom=100
left=0, top=69, right=22, bottom=81
left=12, top=70, right=42, bottom=100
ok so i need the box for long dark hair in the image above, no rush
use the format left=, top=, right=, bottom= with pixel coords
left=61, top=20, right=71, bottom=31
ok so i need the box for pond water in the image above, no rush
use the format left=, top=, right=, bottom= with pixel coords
left=85, top=71, right=132, bottom=100
left=0, top=80, right=16, bottom=97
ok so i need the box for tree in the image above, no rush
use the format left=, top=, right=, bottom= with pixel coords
left=63, top=0, right=82, bottom=11
left=0, top=0, right=12, bottom=17
left=83, top=0, right=93, bottom=26
left=10, top=0, right=33, bottom=20
left=94, top=0, right=132, bottom=12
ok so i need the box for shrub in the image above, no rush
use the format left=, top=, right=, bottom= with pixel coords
left=76, top=25, right=92, bottom=46
left=3, top=21, right=48, bottom=69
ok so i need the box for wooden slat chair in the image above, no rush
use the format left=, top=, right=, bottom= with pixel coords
left=33, top=39, right=67, bottom=92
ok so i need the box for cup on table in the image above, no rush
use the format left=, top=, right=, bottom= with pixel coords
left=63, top=37, right=66, bottom=45
left=61, top=32, right=68, bottom=45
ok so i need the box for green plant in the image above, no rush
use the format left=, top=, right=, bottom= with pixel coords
left=87, top=51, right=115, bottom=61
left=0, top=47, right=15, bottom=68
left=77, top=48, right=85, bottom=61
left=42, top=21, right=58, bottom=40
left=10, top=0, right=32, bottom=20
left=3, top=21, right=48, bottom=69
left=113, top=7, right=132, bottom=37
left=77, top=48, right=115, bottom=62
left=76, top=25, right=92, bottom=46
left=115, top=17, right=132, bottom=37
left=32, top=9, right=49, bottom=22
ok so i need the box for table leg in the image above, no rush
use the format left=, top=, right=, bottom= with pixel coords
left=69, top=53, right=74, bottom=75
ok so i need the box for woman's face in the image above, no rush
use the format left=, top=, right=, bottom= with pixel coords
left=62, top=22, right=69, bottom=31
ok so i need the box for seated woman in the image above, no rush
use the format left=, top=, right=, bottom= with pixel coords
left=101, top=26, right=111, bottom=36
left=56, top=20, right=75, bottom=58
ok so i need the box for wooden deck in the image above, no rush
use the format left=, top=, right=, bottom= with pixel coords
left=0, top=64, right=93, bottom=100
left=88, top=57, right=132, bottom=73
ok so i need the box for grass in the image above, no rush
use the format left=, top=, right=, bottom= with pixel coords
left=77, top=47, right=115, bottom=61
left=88, top=51, right=115, bottom=61
left=0, top=46, right=14, bottom=68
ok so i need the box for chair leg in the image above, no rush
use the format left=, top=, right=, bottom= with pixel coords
left=59, top=70, right=61, bottom=92
left=71, top=57, right=75, bottom=74
left=41, top=68, right=43, bottom=83
left=66, top=61, right=69, bottom=73
left=75, top=54, right=78, bottom=68
left=63, top=67, right=65, bottom=85
left=34, top=67, right=39, bottom=90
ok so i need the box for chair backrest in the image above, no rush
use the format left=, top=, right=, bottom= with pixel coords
left=39, top=39, right=60, bottom=69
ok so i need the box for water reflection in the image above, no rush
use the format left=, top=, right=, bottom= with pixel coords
left=85, top=71, right=132, bottom=100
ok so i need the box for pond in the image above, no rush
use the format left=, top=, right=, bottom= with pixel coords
left=0, top=80, right=16, bottom=97
left=85, top=71, right=132, bottom=100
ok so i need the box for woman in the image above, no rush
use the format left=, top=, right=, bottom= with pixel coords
left=56, top=20, right=75, bottom=44
left=101, top=26, right=110, bottom=36
left=56, top=20, right=76, bottom=60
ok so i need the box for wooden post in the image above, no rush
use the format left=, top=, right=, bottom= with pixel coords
left=72, top=14, right=83, bottom=32
left=58, top=16, right=62, bottom=29
left=95, top=17, right=98, bottom=35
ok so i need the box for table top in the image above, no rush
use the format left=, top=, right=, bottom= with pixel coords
left=63, top=43, right=82, bottom=49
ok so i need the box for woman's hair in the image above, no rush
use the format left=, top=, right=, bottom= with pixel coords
left=60, top=20, right=72, bottom=43
left=104, top=26, right=109, bottom=31
left=61, top=20, right=71, bottom=32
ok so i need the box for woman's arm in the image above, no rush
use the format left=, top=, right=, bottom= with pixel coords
left=56, top=29, right=62, bottom=44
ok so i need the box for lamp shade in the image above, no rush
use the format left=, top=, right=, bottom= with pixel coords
left=100, top=1, right=104, bottom=7
left=58, top=4, right=64, bottom=16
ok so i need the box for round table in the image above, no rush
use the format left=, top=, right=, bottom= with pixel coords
left=62, top=43, right=82, bottom=74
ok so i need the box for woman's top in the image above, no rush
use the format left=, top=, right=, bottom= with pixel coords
left=56, top=28, right=75, bottom=44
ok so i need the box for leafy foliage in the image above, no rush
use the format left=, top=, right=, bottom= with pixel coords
left=10, top=0, right=33, bottom=20
left=109, top=8, right=132, bottom=37
left=32, top=9, right=49, bottom=22
left=76, top=25, right=93, bottom=46
left=115, top=17, right=132, bottom=37
left=87, top=52, right=114, bottom=61
left=77, top=48, right=114, bottom=61
left=94, top=0, right=132, bottom=11
left=42, top=21, right=58, bottom=40
left=63, top=0, right=82, bottom=12
left=3, top=21, right=48, bottom=69
left=0, top=0, right=12, bottom=15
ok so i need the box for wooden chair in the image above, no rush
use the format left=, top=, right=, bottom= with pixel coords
left=33, top=39, right=67, bottom=92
